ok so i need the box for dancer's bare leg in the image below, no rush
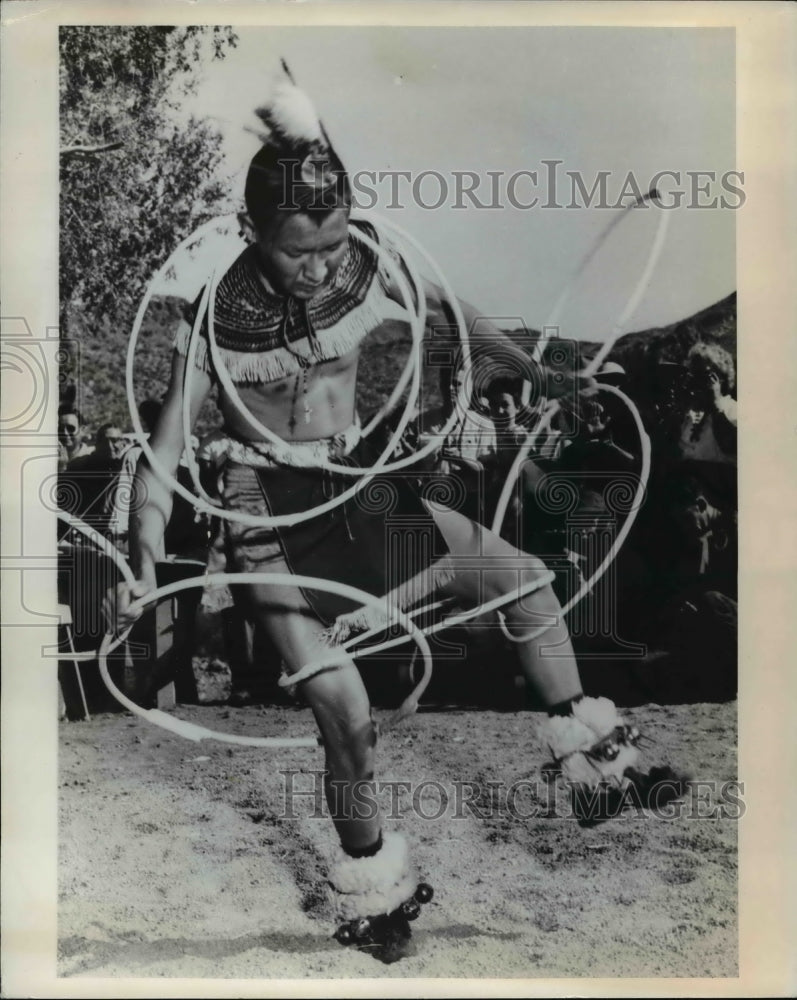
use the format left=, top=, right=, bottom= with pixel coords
left=427, top=503, right=583, bottom=708
left=244, top=582, right=427, bottom=957
left=244, top=582, right=381, bottom=852
left=418, top=505, right=656, bottom=801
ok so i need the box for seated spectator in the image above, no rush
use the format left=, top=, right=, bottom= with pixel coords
left=637, top=457, right=736, bottom=605
left=58, top=404, right=92, bottom=470
left=557, top=397, right=637, bottom=478
left=668, top=464, right=737, bottom=598
left=593, top=361, right=638, bottom=455
left=482, top=375, right=531, bottom=495
left=483, top=375, right=528, bottom=456
left=515, top=396, right=639, bottom=593
left=624, top=460, right=738, bottom=703
left=549, top=396, right=637, bottom=551
left=481, top=376, right=551, bottom=543
left=59, top=423, right=126, bottom=539
left=392, top=360, right=495, bottom=525
left=679, top=341, right=737, bottom=464
left=416, top=363, right=496, bottom=467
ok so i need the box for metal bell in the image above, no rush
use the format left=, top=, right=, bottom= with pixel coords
left=352, top=917, right=372, bottom=940
left=334, top=923, right=354, bottom=946
left=415, top=882, right=434, bottom=904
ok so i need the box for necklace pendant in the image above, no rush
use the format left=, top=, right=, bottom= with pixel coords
left=304, top=406, right=313, bottom=424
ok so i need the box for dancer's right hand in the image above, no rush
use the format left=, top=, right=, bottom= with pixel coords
left=103, top=578, right=154, bottom=633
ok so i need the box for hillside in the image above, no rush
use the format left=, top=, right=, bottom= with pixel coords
left=606, top=292, right=736, bottom=393
left=502, top=291, right=736, bottom=376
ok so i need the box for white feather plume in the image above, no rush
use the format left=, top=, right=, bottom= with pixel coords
left=254, top=78, right=324, bottom=147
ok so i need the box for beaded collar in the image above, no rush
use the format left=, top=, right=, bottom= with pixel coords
left=175, top=221, right=389, bottom=384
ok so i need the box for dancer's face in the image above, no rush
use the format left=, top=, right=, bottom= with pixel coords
left=256, top=209, right=350, bottom=300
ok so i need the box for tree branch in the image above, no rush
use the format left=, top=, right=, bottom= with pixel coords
left=61, top=140, right=123, bottom=160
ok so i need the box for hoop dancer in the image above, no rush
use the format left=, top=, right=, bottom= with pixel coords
left=112, top=67, right=682, bottom=962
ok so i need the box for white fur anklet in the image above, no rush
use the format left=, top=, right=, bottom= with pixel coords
left=545, top=696, right=641, bottom=787
left=328, top=831, right=417, bottom=921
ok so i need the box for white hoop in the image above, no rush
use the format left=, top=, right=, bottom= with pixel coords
left=489, top=384, right=651, bottom=643
left=97, top=571, right=433, bottom=747
left=128, top=216, right=473, bottom=529
left=117, top=198, right=666, bottom=722
left=532, top=188, right=670, bottom=366
left=201, top=219, right=475, bottom=477
left=179, top=222, right=426, bottom=518
left=181, top=281, right=223, bottom=510
left=489, top=194, right=670, bottom=617
left=202, top=225, right=421, bottom=476
left=126, top=215, right=244, bottom=520
left=337, top=567, right=557, bottom=659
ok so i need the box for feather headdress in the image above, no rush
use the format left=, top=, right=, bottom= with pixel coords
left=251, top=60, right=325, bottom=149
left=244, top=60, right=347, bottom=217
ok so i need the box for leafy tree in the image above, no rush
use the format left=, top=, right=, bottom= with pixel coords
left=59, top=26, right=238, bottom=423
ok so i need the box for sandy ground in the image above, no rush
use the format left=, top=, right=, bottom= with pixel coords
left=58, top=683, right=738, bottom=981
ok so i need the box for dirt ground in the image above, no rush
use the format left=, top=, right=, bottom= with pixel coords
left=58, top=674, right=738, bottom=982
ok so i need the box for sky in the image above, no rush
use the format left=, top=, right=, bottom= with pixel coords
left=170, top=26, right=737, bottom=341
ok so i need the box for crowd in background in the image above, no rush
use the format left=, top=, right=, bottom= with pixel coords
left=58, top=399, right=205, bottom=554
left=57, top=397, right=278, bottom=706
left=56, top=334, right=738, bottom=711
left=395, top=336, right=738, bottom=703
